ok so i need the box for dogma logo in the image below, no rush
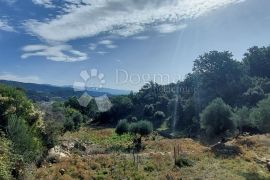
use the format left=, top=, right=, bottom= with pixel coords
left=73, top=69, right=112, bottom=112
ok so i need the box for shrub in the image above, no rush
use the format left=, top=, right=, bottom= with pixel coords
left=7, top=115, right=43, bottom=162
left=249, top=95, right=270, bottom=133
left=0, top=84, right=37, bottom=128
left=144, top=163, right=155, bottom=172
left=42, top=120, right=63, bottom=149
left=200, top=98, right=236, bottom=138
left=0, top=135, right=12, bottom=180
left=144, top=104, right=154, bottom=117
left=64, top=118, right=75, bottom=131
left=129, top=120, right=153, bottom=136
left=71, top=111, right=83, bottom=130
left=175, top=156, right=194, bottom=168
left=154, top=111, right=166, bottom=126
left=65, top=108, right=84, bottom=130
left=233, top=107, right=256, bottom=134
left=115, top=119, right=129, bottom=135
left=115, top=120, right=153, bottom=151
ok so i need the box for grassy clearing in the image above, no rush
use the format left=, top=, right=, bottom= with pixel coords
left=62, top=127, right=133, bottom=152
left=36, top=128, right=270, bottom=179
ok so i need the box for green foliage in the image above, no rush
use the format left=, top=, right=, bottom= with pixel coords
left=65, top=96, right=98, bottom=118
left=0, top=135, right=12, bottom=180
left=154, top=111, right=165, bottom=121
left=193, top=51, right=245, bottom=108
left=115, top=120, right=153, bottom=151
left=144, top=104, right=154, bottom=117
left=144, top=162, right=155, bottom=172
left=233, top=107, right=255, bottom=133
left=200, top=98, right=236, bottom=138
left=153, top=111, right=166, bottom=128
left=0, top=84, right=37, bottom=128
left=129, top=120, right=153, bottom=136
left=243, top=46, right=270, bottom=78
left=243, top=86, right=265, bottom=106
left=64, top=118, right=75, bottom=131
left=7, top=115, right=43, bottom=163
left=45, top=102, right=84, bottom=132
left=115, top=119, right=129, bottom=135
left=42, top=120, right=63, bottom=149
left=115, top=120, right=153, bottom=137
left=249, top=96, right=270, bottom=133
left=94, top=96, right=133, bottom=125
left=65, top=108, right=83, bottom=130
left=175, top=156, right=194, bottom=168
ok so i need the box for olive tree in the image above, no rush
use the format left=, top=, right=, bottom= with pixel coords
left=200, top=98, right=236, bottom=139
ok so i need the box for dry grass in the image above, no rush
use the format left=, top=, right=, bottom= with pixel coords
left=35, top=129, right=270, bottom=180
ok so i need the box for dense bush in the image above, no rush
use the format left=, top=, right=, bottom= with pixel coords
left=42, top=120, right=63, bottom=149
left=42, top=102, right=84, bottom=132
left=200, top=98, right=236, bottom=138
left=129, top=120, right=153, bottom=136
left=93, top=96, right=134, bottom=125
left=249, top=95, right=270, bottom=133
left=243, top=46, right=270, bottom=78
left=115, top=119, right=129, bottom=135
left=65, top=96, right=98, bottom=118
left=64, top=118, right=75, bottom=131
left=0, top=84, right=38, bottom=128
left=175, top=156, right=194, bottom=168
left=144, top=104, right=154, bottom=117
left=154, top=111, right=165, bottom=121
left=65, top=108, right=84, bottom=130
left=232, top=107, right=256, bottom=134
left=193, top=51, right=245, bottom=109
left=0, top=134, right=12, bottom=180
left=115, top=120, right=153, bottom=151
left=7, top=115, right=43, bottom=162
left=242, top=86, right=265, bottom=107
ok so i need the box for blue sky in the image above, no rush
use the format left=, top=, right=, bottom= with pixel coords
left=0, top=0, right=270, bottom=91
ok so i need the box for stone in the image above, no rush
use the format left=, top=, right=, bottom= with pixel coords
left=267, top=160, right=270, bottom=172
left=59, top=168, right=65, bottom=175
left=47, top=146, right=69, bottom=163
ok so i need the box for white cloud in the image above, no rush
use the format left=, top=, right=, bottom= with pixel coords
left=155, top=23, right=187, bottom=34
left=32, top=0, right=55, bottom=8
left=0, top=72, right=41, bottom=83
left=99, top=40, right=113, bottom=45
left=24, top=0, right=245, bottom=42
left=0, top=19, right=15, bottom=32
left=106, top=44, right=118, bottom=49
left=89, top=43, right=97, bottom=51
left=111, top=24, right=145, bottom=37
left=96, top=51, right=108, bottom=55
left=21, top=44, right=88, bottom=62
left=97, top=39, right=118, bottom=49
left=133, top=36, right=149, bottom=40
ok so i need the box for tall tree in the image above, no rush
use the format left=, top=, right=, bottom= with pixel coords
left=243, top=46, right=270, bottom=78
left=193, top=51, right=245, bottom=109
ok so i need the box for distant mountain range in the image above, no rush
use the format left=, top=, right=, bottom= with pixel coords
left=0, top=80, right=130, bottom=102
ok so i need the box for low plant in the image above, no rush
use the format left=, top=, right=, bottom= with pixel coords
left=175, top=156, right=194, bottom=168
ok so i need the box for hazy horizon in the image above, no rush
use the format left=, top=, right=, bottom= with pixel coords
left=1, top=0, right=270, bottom=90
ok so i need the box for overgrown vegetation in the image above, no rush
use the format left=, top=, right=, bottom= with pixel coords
left=200, top=98, right=236, bottom=139
left=116, top=120, right=153, bottom=151
left=1, top=45, right=270, bottom=179
left=87, top=45, right=270, bottom=141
